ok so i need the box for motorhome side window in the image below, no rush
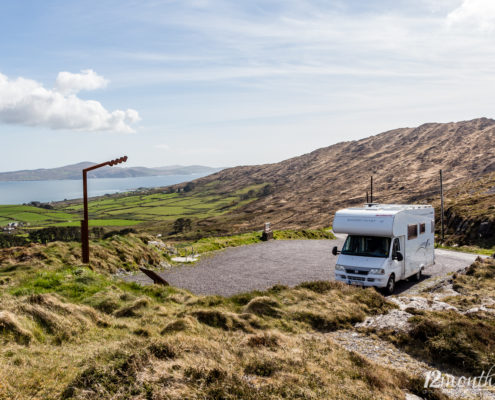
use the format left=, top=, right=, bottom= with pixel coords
left=408, top=224, right=418, bottom=240
left=392, top=238, right=400, bottom=256
left=419, top=223, right=426, bottom=234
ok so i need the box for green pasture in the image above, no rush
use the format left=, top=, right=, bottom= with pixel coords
left=0, top=205, right=75, bottom=226
left=0, top=182, right=267, bottom=229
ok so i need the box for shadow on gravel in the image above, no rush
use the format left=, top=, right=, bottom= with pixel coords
left=391, top=274, right=431, bottom=296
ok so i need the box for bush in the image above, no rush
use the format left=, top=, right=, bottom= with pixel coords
left=0, top=233, right=28, bottom=248
left=28, top=227, right=106, bottom=244
left=174, top=218, right=192, bottom=233
left=102, top=228, right=136, bottom=239
left=260, top=184, right=274, bottom=196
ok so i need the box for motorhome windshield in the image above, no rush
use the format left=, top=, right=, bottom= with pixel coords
left=341, top=236, right=391, bottom=258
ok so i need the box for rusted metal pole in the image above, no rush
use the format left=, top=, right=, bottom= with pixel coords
left=440, top=169, right=444, bottom=242
left=82, top=170, right=89, bottom=263
left=139, top=267, right=169, bottom=285
left=81, top=156, right=127, bottom=264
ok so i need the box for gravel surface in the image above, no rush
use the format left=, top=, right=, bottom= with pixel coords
left=124, top=238, right=481, bottom=297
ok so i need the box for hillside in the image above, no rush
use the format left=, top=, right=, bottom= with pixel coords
left=0, top=163, right=221, bottom=181
left=184, top=118, right=494, bottom=238
left=1, top=118, right=493, bottom=247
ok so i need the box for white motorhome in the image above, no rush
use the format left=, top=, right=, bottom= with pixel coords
left=332, top=204, right=435, bottom=294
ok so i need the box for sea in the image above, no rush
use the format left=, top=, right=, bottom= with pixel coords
left=0, top=174, right=210, bottom=205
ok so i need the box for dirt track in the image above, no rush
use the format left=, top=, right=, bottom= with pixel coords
left=126, top=239, right=481, bottom=297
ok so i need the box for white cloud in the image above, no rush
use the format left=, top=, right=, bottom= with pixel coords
left=55, top=69, right=108, bottom=95
left=447, top=0, right=495, bottom=31
left=0, top=71, right=140, bottom=133
left=155, top=144, right=169, bottom=149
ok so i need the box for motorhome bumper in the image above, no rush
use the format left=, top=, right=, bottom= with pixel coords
left=335, top=273, right=387, bottom=287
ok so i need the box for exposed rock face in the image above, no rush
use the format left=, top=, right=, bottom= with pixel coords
left=192, top=118, right=495, bottom=236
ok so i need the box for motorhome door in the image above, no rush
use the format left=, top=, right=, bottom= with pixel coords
left=392, top=237, right=405, bottom=279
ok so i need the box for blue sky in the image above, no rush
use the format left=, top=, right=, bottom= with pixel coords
left=1, top=0, right=494, bottom=170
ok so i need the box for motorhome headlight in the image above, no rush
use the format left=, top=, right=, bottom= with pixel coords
left=335, top=264, right=345, bottom=271
left=369, top=268, right=385, bottom=275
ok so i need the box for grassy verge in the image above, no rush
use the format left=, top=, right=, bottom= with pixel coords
left=175, top=228, right=335, bottom=256
left=0, top=235, right=437, bottom=400
left=435, top=243, right=495, bottom=256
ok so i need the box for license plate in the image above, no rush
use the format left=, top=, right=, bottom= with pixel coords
left=348, top=280, right=362, bottom=286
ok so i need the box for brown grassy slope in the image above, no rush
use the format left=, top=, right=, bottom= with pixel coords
left=0, top=235, right=433, bottom=400
left=189, top=117, right=495, bottom=231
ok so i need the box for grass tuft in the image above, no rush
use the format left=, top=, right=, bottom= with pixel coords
left=113, top=297, right=149, bottom=318
left=161, top=318, right=190, bottom=334
left=243, top=296, right=282, bottom=317
left=0, top=310, right=32, bottom=345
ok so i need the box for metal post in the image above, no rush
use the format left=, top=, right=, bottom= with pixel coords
left=82, top=170, right=89, bottom=263
left=370, top=176, right=373, bottom=203
left=440, top=169, right=444, bottom=242
left=81, top=156, right=127, bottom=263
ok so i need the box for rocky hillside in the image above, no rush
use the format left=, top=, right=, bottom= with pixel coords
left=188, top=118, right=494, bottom=240
left=432, top=171, right=495, bottom=247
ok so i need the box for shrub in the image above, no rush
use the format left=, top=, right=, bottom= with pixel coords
left=174, top=218, right=192, bottom=233
left=0, top=234, right=29, bottom=248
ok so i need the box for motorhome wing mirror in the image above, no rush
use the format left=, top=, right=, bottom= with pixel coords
left=395, top=252, right=403, bottom=262
left=332, top=246, right=339, bottom=256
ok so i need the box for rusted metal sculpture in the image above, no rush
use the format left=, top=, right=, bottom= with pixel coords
left=139, top=267, right=169, bottom=285
left=81, top=156, right=128, bottom=263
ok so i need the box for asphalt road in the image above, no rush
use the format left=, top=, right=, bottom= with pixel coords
left=128, top=238, right=481, bottom=297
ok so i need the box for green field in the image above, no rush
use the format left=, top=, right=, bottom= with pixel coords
left=0, top=205, right=76, bottom=226
left=0, top=183, right=266, bottom=229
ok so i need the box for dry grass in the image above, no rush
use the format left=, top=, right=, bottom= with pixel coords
left=61, top=332, right=414, bottom=400
left=0, top=237, right=432, bottom=399
left=374, top=257, right=495, bottom=376
left=113, top=297, right=149, bottom=318
left=0, top=233, right=170, bottom=277
left=0, top=310, right=32, bottom=345
left=0, top=277, right=414, bottom=399
left=243, top=296, right=282, bottom=318
left=449, top=256, right=495, bottom=307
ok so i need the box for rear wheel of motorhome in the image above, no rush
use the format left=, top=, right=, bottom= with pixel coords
left=413, top=268, right=422, bottom=281
left=384, top=274, right=395, bottom=295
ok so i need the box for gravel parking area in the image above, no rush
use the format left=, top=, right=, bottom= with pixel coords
left=125, top=239, right=481, bottom=297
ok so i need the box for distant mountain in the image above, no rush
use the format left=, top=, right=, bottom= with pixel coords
left=0, top=163, right=222, bottom=181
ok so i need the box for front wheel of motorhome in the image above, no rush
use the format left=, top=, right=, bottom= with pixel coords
left=384, top=274, right=395, bottom=295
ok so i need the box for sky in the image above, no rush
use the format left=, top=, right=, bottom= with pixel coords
left=1, top=0, right=494, bottom=171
